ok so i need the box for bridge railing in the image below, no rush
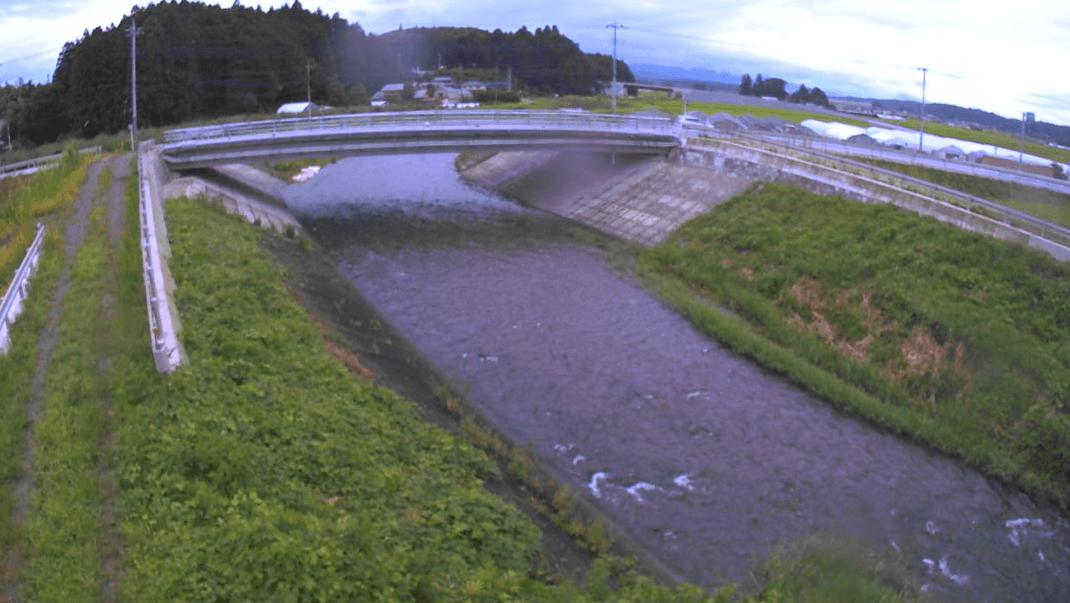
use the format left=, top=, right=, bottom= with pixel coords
left=163, top=110, right=674, bottom=144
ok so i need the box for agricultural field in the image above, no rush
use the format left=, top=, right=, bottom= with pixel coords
left=641, top=182, right=1070, bottom=511
left=887, top=119, right=1070, bottom=165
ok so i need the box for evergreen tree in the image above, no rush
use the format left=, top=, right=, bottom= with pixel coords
left=789, top=84, right=810, bottom=104
left=740, top=73, right=752, bottom=96
left=809, top=87, right=830, bottom=107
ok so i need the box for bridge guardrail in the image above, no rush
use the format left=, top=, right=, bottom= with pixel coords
left=0, top=223, right=46, bottom=354
left=163, top=110, right=675, bottom=144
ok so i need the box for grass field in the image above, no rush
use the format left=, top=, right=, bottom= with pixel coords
left=886, top=119, right=1070, bottom=165
left=640, top=182, right=1070, bottom=512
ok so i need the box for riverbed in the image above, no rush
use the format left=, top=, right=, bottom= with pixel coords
left=282, top=153, right=1070, bottom=601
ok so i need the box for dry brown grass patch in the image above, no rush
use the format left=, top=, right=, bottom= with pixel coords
left=286, top=284, right=375, bottom=378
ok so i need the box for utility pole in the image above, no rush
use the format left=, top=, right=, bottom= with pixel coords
left=126, top=18, right=143, bottom=151
left=1020, top=112, right=1026, bottom=168
left=917, top=67, right=927, bottom=152
left=607, top=23, right=625, bottom=113
left=306, top=59, right=312, bottom=119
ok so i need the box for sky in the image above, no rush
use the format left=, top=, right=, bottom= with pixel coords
left=1, top=0, right=1068, bottom=127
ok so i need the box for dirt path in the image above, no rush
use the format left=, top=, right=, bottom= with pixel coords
left=98, top=155, right=130, bottom=603
left=3, top=154, right=128, bottom=603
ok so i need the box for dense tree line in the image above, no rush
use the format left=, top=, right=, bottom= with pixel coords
left=0, top=1, right=632, bottom=150
left=382, top=26, right=632, bottom=96
left=739, top=73, right=829, bottom=107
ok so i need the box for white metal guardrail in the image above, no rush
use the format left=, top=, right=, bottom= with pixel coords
left=0, top=223, right=46, bottom=354
left=138, top=142, right=186, bottom=372
left=745, top=132, right=1070, bottom=196
left=162, top=110, right=676, bottom=144
left=722, top=132, right=1070, bottom=245
left=0, top=147, right=105, bottom=180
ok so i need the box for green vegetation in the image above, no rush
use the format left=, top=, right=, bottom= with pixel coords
left=21, top=175, right=112, bottom=602
left=641, top=182, right=1070, bottom=511
left=0, top=145, right=88, bottom=286
left=0, top=150, right=93, bottom=597
left=746, top=536, right=918, bottom=603
left=856, top=158, right=1070, bottom=227
left=891, top=119, right=1070, bottom=165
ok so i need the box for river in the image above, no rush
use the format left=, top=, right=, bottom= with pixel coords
left=282, top=153, right=1070, bottom=601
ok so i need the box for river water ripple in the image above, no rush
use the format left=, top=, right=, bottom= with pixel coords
left=283, top=154, right=1070, bottom=601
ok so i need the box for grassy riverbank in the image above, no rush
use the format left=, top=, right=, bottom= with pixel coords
left=640, top=182, right=1070, bottom=511
left=856, top=158, right=1070, bottom=228
left=114, top=194, right=731, bottom=602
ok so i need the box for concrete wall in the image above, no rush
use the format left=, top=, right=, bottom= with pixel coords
left=675, top=140, right=1070, bottom=261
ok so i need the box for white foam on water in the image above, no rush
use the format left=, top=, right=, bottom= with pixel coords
left=674, top=474, right=695, bottom=491
left=291, top=165, right=321, bottom=183
left=1005, top=517, right=1045, bottom=547
left=588, top=472, right=608, bottom=499
left=926, top=520, right=938, bottom=534
left=922, top=558, right=935, bottom=573
left=572, top=455, right=586, bottom=465
left=686, top=391, right=701, bottom=399
left=626, top=482, right=660, bottom=502
left=939, top=556, right=969, bottom=585
left=553, top=443, right=574, bottom=454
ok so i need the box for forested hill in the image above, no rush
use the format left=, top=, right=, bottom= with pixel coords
left=0, top=0, right=632, bottom=148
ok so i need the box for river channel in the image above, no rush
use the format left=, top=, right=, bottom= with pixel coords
left=282, top=153, right=1070, bottom=601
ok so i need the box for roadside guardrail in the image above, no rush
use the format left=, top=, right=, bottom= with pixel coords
left=138, top=141, right=186, bottom=372
left=0, top=223, right=46, bottom=354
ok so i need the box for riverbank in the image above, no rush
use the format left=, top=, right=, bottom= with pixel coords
left=463, top=151, right=1070, bottom=515
left=116, top=192, right=740, bottom=602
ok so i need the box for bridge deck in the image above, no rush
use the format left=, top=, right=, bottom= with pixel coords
left=159, top=110, right=682, bottom=169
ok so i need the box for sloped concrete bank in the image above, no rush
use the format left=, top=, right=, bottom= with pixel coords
left=462, top=146, right=1070, bottom=262
left=461, top=151, right=755, bottom=246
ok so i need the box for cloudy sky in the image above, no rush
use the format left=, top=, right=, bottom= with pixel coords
left=2, top=0, right=1067, bottom=126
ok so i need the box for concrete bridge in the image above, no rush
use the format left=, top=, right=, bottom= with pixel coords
left=159, top=110, right=681, bottom=169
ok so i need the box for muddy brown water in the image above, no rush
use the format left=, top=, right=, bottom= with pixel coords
left=282, top=153, right=1070, bottom=601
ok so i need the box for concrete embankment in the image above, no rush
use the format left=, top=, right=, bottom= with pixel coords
left=463, top=145, right=1070, bottom=260
left=162, top=163, right=302, bottom=233
left=462, top=151, right=754, bottom=246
